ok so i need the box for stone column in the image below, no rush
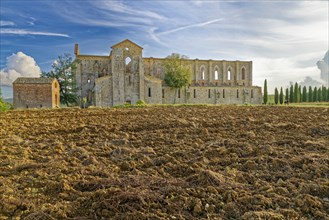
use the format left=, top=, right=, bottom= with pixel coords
left=195, top=59, right=199, bottom=81
left=249, top=61, right=253, bottom=86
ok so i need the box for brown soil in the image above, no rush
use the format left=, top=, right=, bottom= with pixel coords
left=0, top=106, right=328, bottom=219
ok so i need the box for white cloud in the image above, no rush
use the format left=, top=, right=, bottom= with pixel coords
left=0, top=20, right=15, bottom=26
left=0, top=52, right=42, bottom=86
left=0, top=28, right=70, bottom=37
left=156, top=18, right=223, bottom=36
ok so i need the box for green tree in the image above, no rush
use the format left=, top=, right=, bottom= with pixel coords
left=317, top=87, right=322, bottom=102
left=279, top=87, right=284, bottom=104
left=313, top=87, right=318, bottom=102
left=289, top=84, right=294, bottom=103
left=294, top=82, right=300, bottom=103
left=41, top=54, right=77, bottom=106
left=0, top=93, right=12, bottom=112
left=164, top=53, right=191, bottom=103
left=308, top=86, right=313, bottom=102
left=302, top=86, right=307, bottom=102
left=274, top=87, right=279, bottom=104
left=285, top=88, right=289, bottom=102
left=321, top=86, right=327, bottom=102
left=263, top=79, right=268, bottom=104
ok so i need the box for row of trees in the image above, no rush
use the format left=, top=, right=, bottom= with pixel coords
left=264, top=79, right=329, bottom=104
left=275, top=83, right=328, bottom=104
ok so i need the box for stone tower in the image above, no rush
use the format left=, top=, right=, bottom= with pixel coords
left=111, top=39, right=144, bottom=105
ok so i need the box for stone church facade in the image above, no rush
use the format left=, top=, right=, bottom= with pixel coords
left=74, top=39, right=262, bottom=107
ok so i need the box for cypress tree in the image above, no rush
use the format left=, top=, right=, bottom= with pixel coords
left=285, top=88, right=289, bottom=102
left=299, top=86, right=302, bottom=102
left=318, top=87, right=322, bottom=102
left=263, top=79, right=268, bottom=104
left=322, top=86, right=327, bottom=102
left=308, top=86, right=313, bottom=102
left=294, top=82, right=298, bottom=102
left=290, top=84, right=294, bottom=103
left=302, top=86, right=307, bottom=102
left=313, top=87, right=317, bottom=102
left=279, top=87, right=284, bottom=104
left=274, top=87, right=279, bottom=104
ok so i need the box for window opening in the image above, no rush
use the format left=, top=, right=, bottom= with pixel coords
left=178, top=89, right=181, bottom=98
left=223, top=89, right=225, bottom=98
left=148, top=87, right=152, bottom=97
left=237, top=89, right=239, bottom=98
left=214, top=70, right=219, bottom=80
left=201, top=67, right=205, bottom=80
left=162, top=89, right=165, bottom=98
left=194, top=89, right=196, bottom=98
left=242, top=68, right=245, bottom=80
left=125, top=57, right=132, bottom=72
left=251, top=89, right=254, bottom=98
left=228, top=69, right=231, bottom=81
left=208, top=89, right=211, bottom=98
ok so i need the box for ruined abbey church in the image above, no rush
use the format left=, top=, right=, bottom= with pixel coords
left=74, top=39, right=262, bottom=107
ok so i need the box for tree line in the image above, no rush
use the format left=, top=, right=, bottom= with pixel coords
left=263, top=79, right=329, bottom=104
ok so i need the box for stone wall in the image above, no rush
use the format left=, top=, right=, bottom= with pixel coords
left=142, top=58, right=252, bottom=87
left=13, top=83, right=59, bottom=108
left=75, top=56, right=110, bottom=107
left=162, top=86, right=262, bottom=105
left=95, top=76, right=113, bottom=107
left=144, top=76, right=162, bottom=104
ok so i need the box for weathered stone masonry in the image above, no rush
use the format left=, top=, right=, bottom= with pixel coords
left=74, top=39, right=262, bottom=107
left=13, top=77, right=60, bottom=109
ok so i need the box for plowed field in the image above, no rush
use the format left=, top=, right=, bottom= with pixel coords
left=0, top=106, right=329, bottom=219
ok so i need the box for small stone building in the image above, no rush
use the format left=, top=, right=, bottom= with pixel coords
left=13, top=77, right=60, bottom=109
left=74, top=39, right=262, bottom=107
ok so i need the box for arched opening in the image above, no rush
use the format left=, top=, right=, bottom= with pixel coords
left=227, top=68, right=231, bottom=81
left=55, top=94, right=58, bottom=106
left=214, top=70, right=219, bottom=80
left=242, top=68, right=245, bottom=80
left=201, top=66, right=206, bottom=80
left=125, top=57, right=132, bottom=72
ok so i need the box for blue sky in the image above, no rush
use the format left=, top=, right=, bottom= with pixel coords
left=1, top=0, right=328, bottom=98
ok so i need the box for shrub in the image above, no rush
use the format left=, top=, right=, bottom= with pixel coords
left=0, top=99, right=12, bottom=112
left=136, top=100, right=146, bottom=106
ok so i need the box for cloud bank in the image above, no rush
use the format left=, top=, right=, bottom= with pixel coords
left=0, top=52, right=42, bottom=86
left=317, top=50, right=329, bottom=86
